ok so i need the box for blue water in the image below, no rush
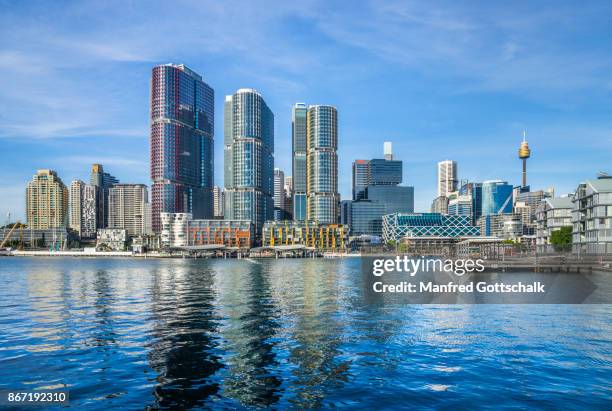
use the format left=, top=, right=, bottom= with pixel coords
left=0, top=257, right=610, bottom=409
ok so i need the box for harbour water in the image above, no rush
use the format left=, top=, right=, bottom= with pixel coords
left=0, top=257, right=610, bottom=409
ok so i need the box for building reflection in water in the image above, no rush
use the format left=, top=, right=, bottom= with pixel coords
left=147, top=260, right=224, bottom=409
left=215, top=260, right=282, bottom=407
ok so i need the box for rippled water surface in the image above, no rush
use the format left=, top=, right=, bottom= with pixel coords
left=0, top=257, right=611, bottom=409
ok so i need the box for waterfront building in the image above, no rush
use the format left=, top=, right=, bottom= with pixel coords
left=108, top=184, right=150, bottom=237
left=224, top=88, right=274, bottom=236
left=571, top=177, right=612, bottom=254
left=90, top=164, right=119, bottom=229
left=69, top=180, right=98, bottom=239
left=514, top=201, right=533, bottom=235
left=160, top=212, right=190, bottom=247
left=477, top=213, right=522, bottom=240
left=150, top=64, right=214, bottom=232
left=262, top=220, right=348, bottom=250
left=96, top=228, right=127, bottom=251
left=26, top=169, right=69, bottom=229
left=161, top=212, right=254, bottom=248
left=0, top=227, right=70, bottom=249
left=349, top=200, right=386, bottom=236
left=273, top=168, right=286, bottom=221
left=340, top=200, right=352, bottom=226
left=307, top=105, right=339, bottom=224
left=514, top=187, right=553, bottom=235
left=382, top=213, right=480, bottom=243
left=348, top=143, right=414, bottom=236
left=459, top=182, right=482, bottom=224
left=481, top=180, right=513, bottom=216
left=430, top=196, right=449, bottom=214
left=292, top=103, right=308, bottom=221
left=437, top=160, right=458, bottom=197
left=536, top=197, right=573, bottom=253
left=213, top=186, right=224, bottom=218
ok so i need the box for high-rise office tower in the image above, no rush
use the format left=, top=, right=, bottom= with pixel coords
left=150, top=64, right=214, bottom=232
left=437, top=160, right=458, bottom=197
left=108, top=184, right=149, bottom=237
left=90, top=164, right=119, bottom=229
left=481, top=180, right=513, bottom=215
left=459, top=182, right=482, bottom=224
left=306, top=105, right=339, bottom=224
left=273, top=168, right=285, bottom=221
left=26, top=169, right=69, bottom=229
left=69, top=180, right=98, bottom=238
left=213, top=186, right=224, bottom=218
left=292, top=103, right=308, bottom=221
left=224, top=88, right=274, bottom=235
left=352, top=160, right=370, bottom=200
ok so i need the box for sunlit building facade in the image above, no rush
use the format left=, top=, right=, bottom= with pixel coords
left=481, top=180, right=513, bottom=216
left=306, top=105, right=339, bottom=224
left=292, top=103, right=308, bottom=221
left=224, top=89, right=274, bottom=236
left=150, top=64, right=214, bottom=232
left=26, top=169, right=69, bottom=229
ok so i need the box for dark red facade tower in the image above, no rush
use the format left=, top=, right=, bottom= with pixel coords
left=150, top=64, right=214, bottom=232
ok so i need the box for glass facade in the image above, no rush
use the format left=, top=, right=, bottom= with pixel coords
left=369, top=159, right=402, bottom=185
left=481, top=180, right=513, bottom=216
left=366, top=185, right=414, bottom=214
left=382, top=213, right=480, bottom=243
left=306, top=105, right=339, bottom=224
left=150, top=64, right=214, bottom=232
left=350, top=200, right=386, bottom=236
left=352, top=160, right=369, bottom=200
left=224, top=89, right=274, bottom=236
left=459, top=182, right=482, bottom=224
left=292, top=103, right=307, bottom=220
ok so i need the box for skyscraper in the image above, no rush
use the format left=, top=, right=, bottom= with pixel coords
left=273, top=168, right=285, bottom=221
left=213, top=186, right=224, bottom=218
left=26, top=169, right=69, bottom=229
left=437, top=160, right=458, bottom=197
left=108, top=184, right=150, bottom=237
left=352, top=160, right=369, bottom=200
left=69, top=180, right=98, bottom=238
left=90, top=164, right=119, bottom=229
left=481, top=180, right=513, bottom=215
left=292, top=103, right=308, bottom=221
left=307, top=105, right=339, bottom=224
left=224, top=88, right=274, bottom=235
left=284, top=176, right=293, bottom=220
left=150, top=64, right=214, bottom=232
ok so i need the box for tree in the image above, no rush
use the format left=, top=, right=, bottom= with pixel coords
left=550, top=226, right=572, bottom=252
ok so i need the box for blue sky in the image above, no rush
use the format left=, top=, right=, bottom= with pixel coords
left=1, top=0, right=612, bottom=221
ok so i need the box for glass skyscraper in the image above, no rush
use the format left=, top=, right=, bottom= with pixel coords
left=352, top=160, right=369, bottom=200
left=292, top=103, right=308, bottom=221
left=306, top=105, right=339, bottom=224
left=224, top=88, right=274, bottom=235
left=481, top=180, right=513, bottom=216
left=150, top=64, right=214, bottom=232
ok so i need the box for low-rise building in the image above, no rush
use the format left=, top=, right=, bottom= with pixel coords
left=536, top=197, right=573, bottom=253
left=161, top=212, right=254, bottom=248
left=571, top=177, right=612, bottom=254
left=382, top=213, right=480, bottom=243
left=96, top=228, right=127, bottom=251
left=262, top=221, right=348, bottom=250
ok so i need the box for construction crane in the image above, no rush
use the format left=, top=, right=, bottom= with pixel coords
left=0, top=220, right=21, bottom=249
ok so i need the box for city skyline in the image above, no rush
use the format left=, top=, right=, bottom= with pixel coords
left=2, top=1, right=612, bottom=221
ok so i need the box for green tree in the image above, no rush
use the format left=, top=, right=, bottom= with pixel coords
left=550, top=226, right=572, bottom=252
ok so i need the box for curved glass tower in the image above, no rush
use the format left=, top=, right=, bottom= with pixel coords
left=150, top=64, right=214, bottom=232
left=224, top=89, right=274, bottom=235
left=306, top=105, right=339, bottom=224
